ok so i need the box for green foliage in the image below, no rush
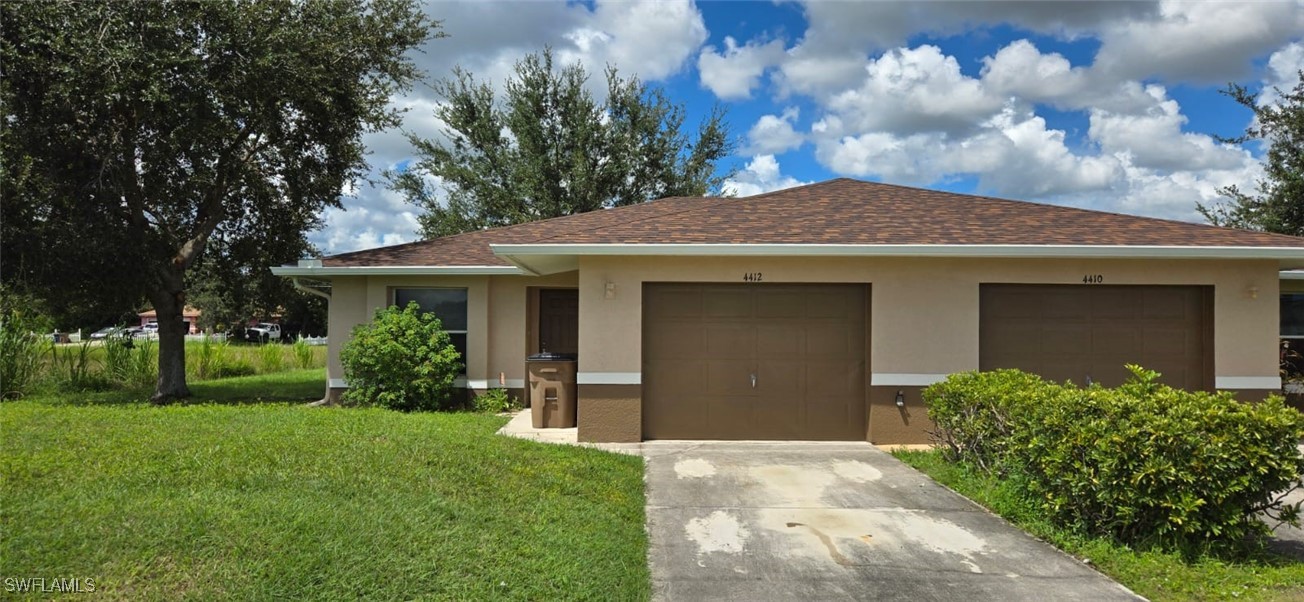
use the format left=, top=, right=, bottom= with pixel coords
left=257, top=342, right=286, bottom=374
left=291, top=336, right=315, bottom=370
left=189, top=336, right=231, bottom=381
left=1199, top=70, right=1304, bottom=234
left=47, top=341, right=114, bottom=392
left=340, top=302, right=463, bottom=411
left=1, top=0, right=434, bottom=400
left=472, top=388, right=520, bottom=414
left=924, top=369, right=1058, bottom=471
left=393, top=48, right=735, bottom=238
left=924, top=366, right=1304, bottom=553
left=0, top=306, right=49, bottom=399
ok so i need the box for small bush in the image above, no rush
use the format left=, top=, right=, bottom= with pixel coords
left=211, top=361, right=256, bottom=379
left=291, top=337, right=314, bottom=369
left=472, top=388, right=519, bottom=414
left=102, top=335, right=133, bottom=383
left=340, top=302, right=462, bottom=411
left=925, top=369, right=1059, bottom=470
left=48, top=341, right=107, bottom=391
left=190, top=335, right=231, bottom=380
left=257, top=343, right=285, bottom=374
left=125, top=339, right=158, bottom=388
left=924, top=365, right=1304, bottom=554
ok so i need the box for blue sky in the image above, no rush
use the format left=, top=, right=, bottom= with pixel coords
left=314, top=0, right=1304, bottom=255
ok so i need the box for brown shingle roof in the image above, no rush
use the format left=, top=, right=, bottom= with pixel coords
left=322, top=179, right=1304, bottom=267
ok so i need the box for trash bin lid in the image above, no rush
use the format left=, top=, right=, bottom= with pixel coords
left=527, top=352, right=577, bottom=361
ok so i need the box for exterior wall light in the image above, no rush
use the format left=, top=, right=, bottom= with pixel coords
left=604, top=281, right=617, bottom=300
left=895, top=390, right=905, bottom=407
left=1246, top=285, right=1259, bottom=300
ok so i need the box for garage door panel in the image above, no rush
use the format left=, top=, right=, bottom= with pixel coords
left=756, top=291, right=805, bottom=318
left=757, top=324, right=803, bottom=356
left=806, top=360, right=864, bottom=396
left=981, top=285, right=1209, bottom=391
left=646, top=323, right=704, bottom=358
left=704, top=289, right=752, bottom=318
left=707, top=360, right=754, bottom=396
left=705, top=324, right=755, bottom=357
left=646, top=289, right=702, bottom=320
left=805, top=323, right=861, bottom=357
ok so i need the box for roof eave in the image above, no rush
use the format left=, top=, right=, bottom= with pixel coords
left=270, top=265, right=528, bottom=277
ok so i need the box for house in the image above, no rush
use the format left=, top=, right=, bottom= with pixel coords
left=273, top=179, right=1304, bottom=444
left=137, top=306, right=202, bottom=334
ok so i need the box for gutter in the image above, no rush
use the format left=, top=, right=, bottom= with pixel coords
left=271, top=265, right=528, bottom=277
left=291, top=277, right=332, bottom=301
left=490, top=243, right=1304, bottom=261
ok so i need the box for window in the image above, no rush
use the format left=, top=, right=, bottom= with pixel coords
left=1282, top=294, right=1304, bottom=338
left=394, top=288, right=468, bottom=369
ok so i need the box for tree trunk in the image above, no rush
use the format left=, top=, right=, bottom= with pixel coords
left=148, top=286, right=191, bottom=403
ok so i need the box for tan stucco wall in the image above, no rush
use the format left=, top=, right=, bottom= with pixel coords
left=576, top=256, right=1280, bottom=381
left=325, top=272, right=578, bottom=389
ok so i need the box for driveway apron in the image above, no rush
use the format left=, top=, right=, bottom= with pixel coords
left=644, top=442, right=1141, bottom=602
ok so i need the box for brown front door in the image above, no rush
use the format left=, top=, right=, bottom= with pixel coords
left=538, top=289, right=578, bottom=356
left=643, top=283, right=867, bottom=440
left=980, top=284, right=1212, bottom=391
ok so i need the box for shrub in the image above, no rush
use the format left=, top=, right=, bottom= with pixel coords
left=925, top=369, right=1060, bottom=470
left=48, top=341, right=111, bottom=391
left=125, top=338, right=158, bottom=388
left=925, top=365, right=1304, bottom=554
left=0, top=307, right=49, bottom=399
left=291, top=336, right=314, bottom=369
left=472, top=388, right=519, bottom=414
left=257, top=342, right=286, bottom=373
left=211, top=360, right=256, bottom=379
left=190, top=335, right=231, bottom=380
left=102, top=334, right=133, bottom=383
left=340, top=302, right=462, bottom=411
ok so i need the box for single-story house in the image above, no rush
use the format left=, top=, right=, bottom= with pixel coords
left=138, top=306, right=201, bottom=334
left=273, top=179, right=1304, bottom=444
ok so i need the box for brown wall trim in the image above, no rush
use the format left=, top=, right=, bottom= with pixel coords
left=579, top=384, right=642, bottom=443
left=868, top=385, right=933, bottom=445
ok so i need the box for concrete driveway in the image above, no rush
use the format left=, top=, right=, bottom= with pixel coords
left=644, top=442, right=1141, bottom=601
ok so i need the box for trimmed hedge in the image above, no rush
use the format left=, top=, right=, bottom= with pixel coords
left=925, top=365, right=1304, bottom=553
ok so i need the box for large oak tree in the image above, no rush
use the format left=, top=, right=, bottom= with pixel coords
left=2, top=0, right=436, bottom=401
left=391, top=48, right=734, bottom=238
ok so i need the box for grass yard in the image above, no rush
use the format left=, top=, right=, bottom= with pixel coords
left=2, top=369, right=649, bottom=600
left=895, top=449, right=1304, bottom=602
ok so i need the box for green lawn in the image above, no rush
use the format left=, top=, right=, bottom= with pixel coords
left=2, top=369, right=649, bottom=600
left=895, top=449, right=1304, bottom=602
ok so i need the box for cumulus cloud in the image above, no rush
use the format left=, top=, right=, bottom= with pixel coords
left=697, top=36, right=786, bottom=100
left=1262, top=42, right=1304, bottom=106
left=745, top=107, right=804, bottom=155
left=722, top=155, right=810, bottom=197
left=308, top=0, right=709, bottom=254
left=1092, top=1, right=1304, bottom=83
left=1087, top=87, right=1248, bottom=172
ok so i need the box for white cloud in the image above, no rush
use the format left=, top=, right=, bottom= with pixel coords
left=1262, top=42, right=1304, bottom=107
left=1093, top=1, right=1304, bottom=83
left=722, top=155, right=810, bottom=197
left=1087, top=87, right=1248, bottom=172
left=820, top=45, right=1003, bottom=138
left=745, top=107, right=804, bottom=155
left=697, top=37, right=786, bottom=100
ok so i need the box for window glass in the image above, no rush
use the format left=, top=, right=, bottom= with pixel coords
left=394, top=288, right=468, bottom=367
left=395, top=288, right=468, bottom=331
left=1281, top=294, right=1304, bottom=337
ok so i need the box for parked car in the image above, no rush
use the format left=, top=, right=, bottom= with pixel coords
left=88, top=326, right=126, bottom=340
left=245, top=322, right=282, bottom=343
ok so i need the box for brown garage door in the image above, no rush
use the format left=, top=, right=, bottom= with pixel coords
left=980, top=284, right=1212, bottom=391
left=643, top=283, right=867, bottom=440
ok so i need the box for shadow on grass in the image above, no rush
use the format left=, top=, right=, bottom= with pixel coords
left=30, top=369, right=325, bottom=407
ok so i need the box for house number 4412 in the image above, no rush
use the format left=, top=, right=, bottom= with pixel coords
left=743, top=272, right=763, bottom=282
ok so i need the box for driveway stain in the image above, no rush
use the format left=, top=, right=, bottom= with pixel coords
left=685, top=510, right=749, bottom=565
left=786, top=521, right=866, bottom=566
left=673, top=458, right=716, bottom=478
